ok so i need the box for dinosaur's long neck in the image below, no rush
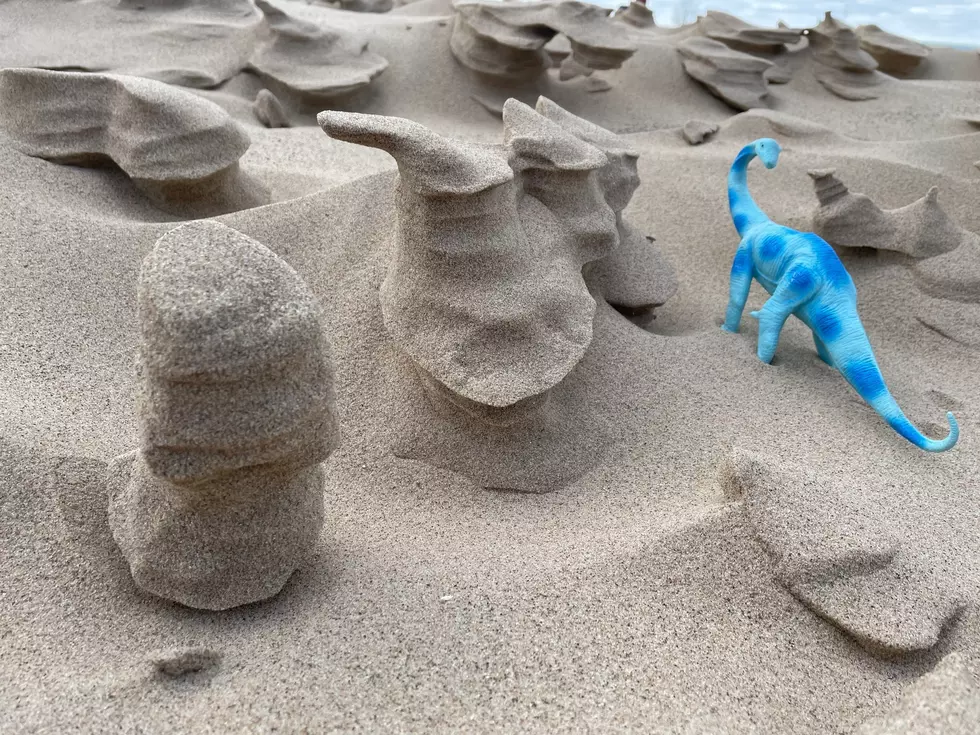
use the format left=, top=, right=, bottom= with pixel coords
left=728, top=145, right=769, bottom=237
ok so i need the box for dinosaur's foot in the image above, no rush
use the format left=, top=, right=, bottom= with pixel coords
left=720, top=448, right=966, bottom=658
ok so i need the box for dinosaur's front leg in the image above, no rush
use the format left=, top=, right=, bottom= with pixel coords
left=750, top=265, right=820, bottom=363
left=722, top=241, right=753, bottom=333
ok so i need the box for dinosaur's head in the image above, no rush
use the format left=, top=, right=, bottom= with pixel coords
left=753, top=138, right=782, bottom=169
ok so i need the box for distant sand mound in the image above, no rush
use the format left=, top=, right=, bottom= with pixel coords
left=614, top=0, right=654, bottom=29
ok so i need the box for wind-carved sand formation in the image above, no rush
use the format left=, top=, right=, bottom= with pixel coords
left=695, top=11, right=801, bottom=83
left=675, top=11, right=930, bottom=109
left=319, top=97, right=674, bottom=491
left=614, top=0, right=654, bottom=29
left=449, top=0, right=637, bottom=107
left=855, top=24, right=930, bottom=77
left=676, top=12, right=802, bottom=110
left=0, top=68, right=269, bottom=217
left=0, top=0, right=392, bottom=124
left=809, top=169, right=980, bottom=303
left=536, top=97, right=678, bottom=315
left=107, top=221, right=340, bottom=610
left=807, top=12, right=886, bottom=100
left=857, top=653, right=980, bottom=733
left=721, top=449, right=965, bottom=657
left=249, top=0, right=389, bottom=108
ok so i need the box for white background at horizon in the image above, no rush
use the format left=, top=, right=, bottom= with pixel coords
left=482, top=0, right=980, bottom=48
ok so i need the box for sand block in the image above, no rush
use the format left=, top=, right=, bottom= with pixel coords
left=809, top=13, right=886, bottom=101
left=450, top=0, right=636, bottom=83
left=536, top=97, right=677, bottom=311
left=250, top=0, right=388, bottom=102
left=0, top=68, right=268, bottom=217
left=857, top=653, right=980, bottom=734
left=136, top=221, right=338, bottom=482
left=697, top=11, right=801, bottom=54
left=109, top=221, right=338, bottom=609
left=856, top=25, right=930, bottom=77
left=722, top=449, right=965, bottom=657
left=682, top=119, right=719, bottom=145
left=254, top=89, right=290, bottom=128
left=677, top=37, right=773, bottom=111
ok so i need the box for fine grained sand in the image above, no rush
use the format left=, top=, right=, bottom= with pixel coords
left=1, top=0, right=980, bottom=732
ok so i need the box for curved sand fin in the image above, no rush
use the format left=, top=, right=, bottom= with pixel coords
left=318, top=110, right=513, bottom=196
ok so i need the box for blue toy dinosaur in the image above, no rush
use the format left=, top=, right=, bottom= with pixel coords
left=721, top=137, right=959, bottom=452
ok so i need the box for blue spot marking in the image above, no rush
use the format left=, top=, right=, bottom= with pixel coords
left=760, top=233, right=785, bottom=260
left=807, top=234, right=850, bottom=288
left=731, top=247, right=751, bottom=276
left=733, top=213, right=748, bottom=232
left=842, top=358, right=887, bottom=402
left=788, top=266, right=815, bottom=293
left=812, top=308, right=842, bottom=342
left=728, top=187, right=737, bottom=209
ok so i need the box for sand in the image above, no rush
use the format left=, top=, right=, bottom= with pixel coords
left=1, top=0, right=979, bottom=732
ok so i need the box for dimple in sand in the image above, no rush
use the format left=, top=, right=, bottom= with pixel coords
left=722, top=137, right=959, bottom=453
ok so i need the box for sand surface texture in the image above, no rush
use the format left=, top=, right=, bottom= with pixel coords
left=1, top=0, right=979, bottom=732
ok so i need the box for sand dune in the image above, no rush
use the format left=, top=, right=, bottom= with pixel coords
left=1, top=0, right=979, bottom=732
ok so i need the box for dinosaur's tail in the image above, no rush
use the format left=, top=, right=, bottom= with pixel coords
left=829, top=329, right=959, bottom=452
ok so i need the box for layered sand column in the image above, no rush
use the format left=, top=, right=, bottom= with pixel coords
left=108, top=221, right=340, bottom=610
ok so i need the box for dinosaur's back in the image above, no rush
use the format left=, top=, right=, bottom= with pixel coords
left=748, top=223, right=855, bottom=297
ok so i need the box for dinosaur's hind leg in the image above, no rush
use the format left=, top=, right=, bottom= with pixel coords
left=750, top=265, right=820, bottom=363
